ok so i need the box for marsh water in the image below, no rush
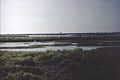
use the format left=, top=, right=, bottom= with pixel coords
left=0, top=42, right=115, bottom=51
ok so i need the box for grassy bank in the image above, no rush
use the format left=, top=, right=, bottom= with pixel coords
left=0, top=45, right=45, bottom=49
left=0, top=47, right=120, bottom=80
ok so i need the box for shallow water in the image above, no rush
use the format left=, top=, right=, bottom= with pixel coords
left=0, top=42, right=55, bottom=47
left=0, top=42, right=114, bottom=51
left=0, top=46, right=104, bottom=51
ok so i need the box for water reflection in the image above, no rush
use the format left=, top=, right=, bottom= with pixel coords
left=0, top=42, right=115, bottom=51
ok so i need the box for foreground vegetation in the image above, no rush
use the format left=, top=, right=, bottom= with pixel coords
left=0, top=47, right=120, bottom=80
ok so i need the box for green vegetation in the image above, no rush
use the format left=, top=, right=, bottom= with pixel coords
left=0, top=47, right=120, bottom=80
left=0, top=36, right=47, bottom=42
left=1, top=34, right=120, bottom=47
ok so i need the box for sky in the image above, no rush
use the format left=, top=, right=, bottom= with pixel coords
left=1, top=0, right=120, bottom=34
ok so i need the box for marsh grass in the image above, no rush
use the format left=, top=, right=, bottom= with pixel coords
left=0, top=47, right=120, bottom=80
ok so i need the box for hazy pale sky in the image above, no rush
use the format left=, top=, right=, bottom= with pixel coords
left=1, top=0, right=120, bottom=34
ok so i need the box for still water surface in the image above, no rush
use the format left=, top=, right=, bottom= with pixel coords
left=0, top=42, right=111, bottom=51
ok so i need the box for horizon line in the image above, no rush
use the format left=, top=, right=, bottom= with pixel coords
left=1, top=32, right=120, bottom=35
